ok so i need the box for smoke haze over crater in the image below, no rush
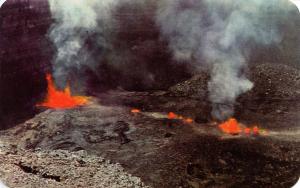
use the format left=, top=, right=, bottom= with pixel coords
left=47, top=0, right=299, bottom=119
left=47, top=0, right=190, bottom=92
left=156, top=0, right=292, bottom=120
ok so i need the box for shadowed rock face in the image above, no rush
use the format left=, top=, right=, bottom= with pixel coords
left=0, top=0, right=52, bottom=129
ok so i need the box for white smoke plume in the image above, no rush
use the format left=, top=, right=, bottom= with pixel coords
left=156, top=0, right=288, bottom=120
left=48, top=0, right=118, bottom=91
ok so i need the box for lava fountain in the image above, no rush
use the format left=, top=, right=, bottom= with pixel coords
left=218, top=118, right=261, bottom=135
left=37, top=74, right=89, bottom=109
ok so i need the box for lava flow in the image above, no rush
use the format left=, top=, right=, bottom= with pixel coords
left=37, top=74, right=89, bottom=109
left=131, top=108, right=141, bottom=114
left=218, top=118, right=242, bottom=135
left=168, top=112, right=194, bottom=124
left=218, top=118, right=260, bottom=135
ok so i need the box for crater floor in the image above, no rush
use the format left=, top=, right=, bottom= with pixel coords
left=1, top=62, right=300, bottom=187
left=0, top=91, right=299, bottom=187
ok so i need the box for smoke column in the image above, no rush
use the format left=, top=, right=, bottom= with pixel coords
left=156, top=0, right=287, bottom=120
left=48, top=0, right=117, bottom=91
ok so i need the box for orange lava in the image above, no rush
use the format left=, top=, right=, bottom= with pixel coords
left=168, top=112, right=194, bottom=124
left=168, top=112, right=178, bottom=119
left=253, top=126, right=259, bottom=135
left=131, top=108, right=141, bottom=113
left=219, top=118, right=261, bottom=135
left=244, top=128, right=251, bottom=135
left=184, top=118, right=194, bottom=124
left=37, top=74, right=89, bottom=109
left=218, top=118, right=242, bottom=135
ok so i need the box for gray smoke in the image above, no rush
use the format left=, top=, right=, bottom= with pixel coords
left=156, top=0, right=287, bottom=120
left=48, top=0, right=118, bottom=91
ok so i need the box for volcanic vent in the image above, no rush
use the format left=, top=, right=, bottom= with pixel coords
left=0, top=0, right=300, bottom=187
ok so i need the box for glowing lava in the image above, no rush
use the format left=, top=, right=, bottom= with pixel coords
left=168, top=112, right=194, bottom=124
left=131, top=108, right=141, bottom=114
left=244, top=128, right=251, bottom=135
left=253, top=126, right=259, bottom=135
left=168, top=112, right=178, bottom=119
left=184, top=118, right=194, bottom=124
left=218, top=118, right=261, bottom=135
left=37, top=74, right=89, bottom=109
left=218, top=118, right=242, bottom=135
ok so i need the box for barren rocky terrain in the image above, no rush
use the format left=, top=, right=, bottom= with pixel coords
left=0, top=63, right=299, bottom=187
left=0, top=0, right=300, bottom=187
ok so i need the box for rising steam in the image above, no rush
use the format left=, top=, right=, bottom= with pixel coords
left=48, top=0, right=117, bottom=91
left=156, top=0, right=287, bottom=120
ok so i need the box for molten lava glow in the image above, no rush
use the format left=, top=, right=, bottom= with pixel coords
left=168, top=112, right=178, bottom=119
left=131, top=108, right=141, bottom=113
left=37, top=74, right=89, bottom=109
left=219, top=118, right=261, bottom=135
left=168, top=112, right=194, bottom=124
left=253, top=126, right=259, bottom=135
left=184, top=118, right=194, bottom=124
left=244, top=128, right=251, bottom=135
left=219, top=118, right=242, bottom=135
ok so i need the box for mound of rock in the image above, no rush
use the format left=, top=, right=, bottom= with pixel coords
left=0, top=145, right=149, bottom=188
left=247, top=63, right=300, bottom=100
left=168, top=71, right=209, bottom=99
left=168, top=63, right=300, bottom=101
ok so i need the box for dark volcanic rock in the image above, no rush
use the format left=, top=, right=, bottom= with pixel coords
left=168, top=63, right=300, bottom=101
left=0, top=1, right=300, bottom=187
left=0, top=0, right=52, bottom=129
left=1, top=63, right=300, bottom=187
left=166, top=63, right=300, bottom=128
left=236, top=63, right=300, bottom=128
left=168, top=70, right=209, bottom=99
left=0, top=147, right=149, bottom=188
left=247, top=63, right=300, bottom=100
left=0, top=97, right=299, bottom=187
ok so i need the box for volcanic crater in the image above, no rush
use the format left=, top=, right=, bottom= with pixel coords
left=0, top=0, right=300, bottom=188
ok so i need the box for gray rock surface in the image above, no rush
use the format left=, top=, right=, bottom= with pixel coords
left=0, top=91, right=299, bottom=187
left=0, top=144, right=149, bottom=188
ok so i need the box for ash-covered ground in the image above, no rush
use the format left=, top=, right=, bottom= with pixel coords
left=0, top=62, right=299, bottom=188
